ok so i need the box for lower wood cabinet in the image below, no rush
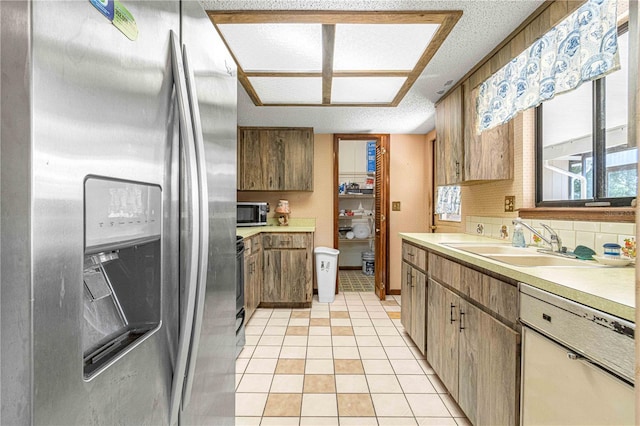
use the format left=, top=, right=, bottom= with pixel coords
left=401, top=242, right=427, bottom=354
left=243, top=235, right=262, bottom=321
left=427, top=252, right=520, bottom=426
left=401, top=262, right=426, bottom=353
left=261, top=232, right=313, bottom=308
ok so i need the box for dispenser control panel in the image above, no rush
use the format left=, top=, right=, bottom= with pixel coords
left=85, top=177, right=161, bottom=251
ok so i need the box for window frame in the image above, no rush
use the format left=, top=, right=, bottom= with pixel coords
left=535, top=24, right=635, bottom=208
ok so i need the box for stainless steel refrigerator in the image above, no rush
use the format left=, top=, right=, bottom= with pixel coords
left=0, top=1, right=237, bottom=424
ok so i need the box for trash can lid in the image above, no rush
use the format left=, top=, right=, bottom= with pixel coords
left=314, top=246, right=340, bottom=255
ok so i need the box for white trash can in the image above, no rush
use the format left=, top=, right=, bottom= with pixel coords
left=314, top=247, right=340, bottom=303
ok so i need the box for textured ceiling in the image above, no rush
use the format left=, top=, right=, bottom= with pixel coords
left=199, top=0, right=545, bottom=134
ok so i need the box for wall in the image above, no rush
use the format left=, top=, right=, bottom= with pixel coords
left=389, top=134, right=431, bottom=292
left=238, top=133, right=430, bottom=292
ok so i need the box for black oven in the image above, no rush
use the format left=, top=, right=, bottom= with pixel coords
left=237, top=202, right=269, bottom=227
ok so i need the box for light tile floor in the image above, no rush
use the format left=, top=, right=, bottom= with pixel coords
left=237, top=292, right=471, bottom=426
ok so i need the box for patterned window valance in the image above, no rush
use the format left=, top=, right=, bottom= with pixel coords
left=477, top=0, right=620, bottom=133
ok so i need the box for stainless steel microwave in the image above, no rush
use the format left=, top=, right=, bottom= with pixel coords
left=237, top=202, right=269, bottom=227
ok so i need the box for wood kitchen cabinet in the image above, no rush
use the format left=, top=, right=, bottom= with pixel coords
left=462, top=82, right=513, bottom=182
left=237, top=127, right=314, bottom=191
left=261, top=233, right=313, bottom=308
left=243, top=235, right=262, bottom=321
left=435, top=83, right=513, bottom=185
left=400, top=242, right=427, bottom=354
left=435, top=86, right=464, bottom=185
left=427, top=251, right=520, bottom=426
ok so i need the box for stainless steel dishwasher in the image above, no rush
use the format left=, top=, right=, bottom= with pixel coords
left=519, top=284, right=635, bottom=425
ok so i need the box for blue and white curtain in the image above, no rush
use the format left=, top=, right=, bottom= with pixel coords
left=477, top=0, right=620, bottom=133
left=435, top=185, right=461, bottom=215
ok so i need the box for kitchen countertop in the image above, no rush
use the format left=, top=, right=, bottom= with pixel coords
left=237, top=218, right=316, bottom=238
left=400, top=233, right=635, bottom=322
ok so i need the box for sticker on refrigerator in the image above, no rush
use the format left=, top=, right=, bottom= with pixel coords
left=89, top=0, right=114, bottom=21
left=113, top=1, right=138, bottom=41
left=89, top=0, right=138, bottom=41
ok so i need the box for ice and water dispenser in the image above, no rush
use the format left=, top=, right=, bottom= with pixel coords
left=82, top=178, right=162, bottom=378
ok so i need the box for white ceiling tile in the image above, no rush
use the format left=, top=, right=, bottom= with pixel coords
left=250, top=76, right=323, bottom=104
left=333, top=24, right=439, bottom=71
left=218, top=23, right=322, bottom=72
left=331, top=77, right=407, bottom=104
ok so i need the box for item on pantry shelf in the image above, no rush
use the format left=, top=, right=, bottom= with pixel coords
left=352, top=223, right=370, bottom=239
left=346, top=231, right=355, bottom=239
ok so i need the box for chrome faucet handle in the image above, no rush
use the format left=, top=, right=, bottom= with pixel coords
left=540, top=224, right=562, bottom=251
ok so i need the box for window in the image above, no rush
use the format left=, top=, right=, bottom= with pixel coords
left=536, top=26, right=637, bottom=207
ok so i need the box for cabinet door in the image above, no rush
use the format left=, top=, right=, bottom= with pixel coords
left=459, top=299, right=519, bottom=426
left=282, top=128, right=313, bottom=191
left=463, top=83, right=512, bottom=182
left=401, top=262, right=413, bottom=334
left=435, top=86, right=464, bottom=185
left=238, top=129, right=281, bottom=191
left=410, top=269, right=426, bottom=354
left=263, top=249, right=310, bottom=303
left=427, top=279, right=459, bottom=399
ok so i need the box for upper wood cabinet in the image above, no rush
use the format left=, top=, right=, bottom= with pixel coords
left=238, top=127, right=314, bottom=191
left=435, top=83, right=513, bottom=185
left=462, top=82, right=513, bottom=182
left=435, top=86, right=464, bottom=185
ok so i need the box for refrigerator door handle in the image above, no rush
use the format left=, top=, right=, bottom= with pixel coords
left=180, top=44, right=210, bottom=409
left=168, top=30, right=200, bottom=426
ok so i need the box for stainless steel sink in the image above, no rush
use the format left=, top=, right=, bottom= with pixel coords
left=444, top=243, right=602, bottom=267
left=486, top=254, right=600, bottom=267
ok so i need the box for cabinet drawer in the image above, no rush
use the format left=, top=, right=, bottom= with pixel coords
left=402, top=242, right=427, bottom=271
left=263, top=233, right=310, bottom=249
left=462, top=267, right=517, bottom=323
left=243, top=237, right=252, bottom=256
left=251, top=235, right=262, bottom=253
left=429, top=252, right=461, bottom=291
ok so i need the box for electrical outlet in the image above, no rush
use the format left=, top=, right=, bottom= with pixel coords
left=505, top=195, right=515, bottom=212
left=392, top=201, right=401, bottom=211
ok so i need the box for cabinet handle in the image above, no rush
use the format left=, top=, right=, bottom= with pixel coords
left=455, top=161, right=460, bottom=177
left=450, top=303, right=456, bottom=323
left=459, top=310, right=465, bottom=332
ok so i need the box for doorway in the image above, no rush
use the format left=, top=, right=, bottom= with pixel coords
left=333, top=134, right=390, bottom=300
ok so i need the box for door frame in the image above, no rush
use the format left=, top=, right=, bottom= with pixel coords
left=333, top=134, right=390, bottom=296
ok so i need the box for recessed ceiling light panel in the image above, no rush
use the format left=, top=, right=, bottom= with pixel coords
left=218, top=23, right=322, bottom=72
left=333, top=24, right=439, bottom=71
left=331, top=77, right=407, bottom=104
left=250, top=76, right=323, bottom=104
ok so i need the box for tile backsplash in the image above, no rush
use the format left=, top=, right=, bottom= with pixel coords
left=466, top=216, right=636, bottom=255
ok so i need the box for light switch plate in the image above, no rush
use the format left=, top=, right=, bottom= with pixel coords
left=392, top=201, right=401, bottom=211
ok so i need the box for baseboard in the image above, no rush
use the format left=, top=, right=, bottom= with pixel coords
left=388, top=289, right=401, bottom=295
left=339, top=266, right=362, bottom=270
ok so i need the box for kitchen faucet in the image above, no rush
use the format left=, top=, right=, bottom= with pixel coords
left=512, top=218, right=563, bottom=253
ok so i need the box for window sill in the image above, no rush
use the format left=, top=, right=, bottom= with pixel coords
left=518, top=207, right=636, bottom=223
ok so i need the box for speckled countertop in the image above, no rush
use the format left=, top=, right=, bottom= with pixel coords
left=237, top=218, right=316, bottom=238
left=400, top=233, right=635, bottom=322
